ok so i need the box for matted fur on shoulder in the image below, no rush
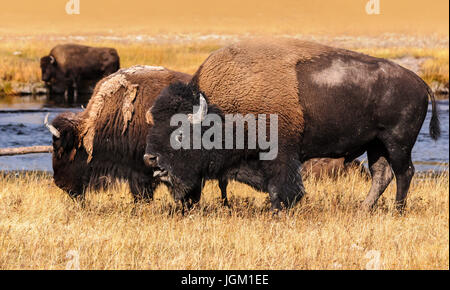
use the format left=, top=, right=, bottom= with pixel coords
left=79, top=65, right=191, bottom=162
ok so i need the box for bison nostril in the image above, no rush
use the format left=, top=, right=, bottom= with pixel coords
left=143, top=153, right=157, bottom=167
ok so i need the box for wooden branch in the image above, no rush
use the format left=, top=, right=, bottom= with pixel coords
left=0, top=146, right=52, bottom=156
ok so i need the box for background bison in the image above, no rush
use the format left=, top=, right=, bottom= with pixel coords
left=145, top=39, right=440, bottom=211
left=46, top=65, right=191, bottom=200
left=40, top=44, right=120, bottom=103
left=301, top=158, right=369, bottom=180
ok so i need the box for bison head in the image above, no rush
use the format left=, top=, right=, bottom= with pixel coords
left=40, top=55, right=56, bottom=82
left=46, top=112, right=88, bottom=197
left=144, top=82, right=223, bottom=201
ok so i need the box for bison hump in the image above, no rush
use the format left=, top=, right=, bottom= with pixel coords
left=196, top=39, right=331, bottom=143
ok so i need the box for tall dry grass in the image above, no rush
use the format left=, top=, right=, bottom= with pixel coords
left=0, top=39, right=448, bottom=97
left=356, top=47, right=449, bottom=85
left=0, top=169, right=448, bottom=269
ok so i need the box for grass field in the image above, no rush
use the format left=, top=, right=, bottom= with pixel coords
left=0, top=169, right=448, bottom=269
left=0, top=38, right=448, bottom=97
left=0, top=0, right=448, bottom=270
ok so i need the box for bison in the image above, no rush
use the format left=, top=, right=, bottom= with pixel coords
left=144, top=39, right=440, bottom=212
left=45, top=65, right=191, bottom=200
left=301, top=158, right=369, bottom=180
left=40, top=44, right=120, bottom=103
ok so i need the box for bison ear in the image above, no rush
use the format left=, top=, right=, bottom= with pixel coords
left=52, top=119, right=79, bottom=160
left=54, top=127, right=78, bottom=161
left=52, top=125, right=75, bottom=155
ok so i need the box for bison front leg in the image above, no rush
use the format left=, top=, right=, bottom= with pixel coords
left=73, top=81, right=78, bottom=104
left=64, top=88, right=69, bottom=103
left=72, top=75, right=82, bottom=104
left=175, top=181, right=204, bottom=215
left=266, top=159, right=306, bottom=212
left=129, top=178, right=155, bottom=203
left=183, top=181, right=204, bottom=208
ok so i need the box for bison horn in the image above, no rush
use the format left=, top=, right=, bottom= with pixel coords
left=49, top=55, right=56, bottom=64
left=188, top=93, right=208, bottom=124
left=44, top=113, right=61, bottom=138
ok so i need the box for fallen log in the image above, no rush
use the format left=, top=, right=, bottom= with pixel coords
left=0, top=146, right=52, bottom=156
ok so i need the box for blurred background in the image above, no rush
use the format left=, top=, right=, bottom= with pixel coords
left=0, top=0, right=448, bottom=35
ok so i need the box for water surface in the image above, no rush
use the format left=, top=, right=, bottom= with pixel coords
left=0, top=96, right=448, bottom=172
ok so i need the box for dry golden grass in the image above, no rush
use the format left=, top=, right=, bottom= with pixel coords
left=0, top=0, right=447, bottom=271
left=0, top=39, right=448, bottom=97
left=0, top=169, right=448, bottom=269
left=356, top=47, right=449, bottom=85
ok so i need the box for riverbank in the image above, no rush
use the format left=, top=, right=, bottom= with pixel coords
left=0, top=34, right=449, bottom=98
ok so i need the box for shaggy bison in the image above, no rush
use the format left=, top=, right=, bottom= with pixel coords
left=144, top=39, right=440, bottom=212
left=46, top=65, right=191, bottom=200
left=40, top=44, right=120, bottom=103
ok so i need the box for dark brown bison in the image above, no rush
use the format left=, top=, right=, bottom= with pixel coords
left=144, top=39, right=440, bottom=212
left=40, top=44, right=120, bottom=103
left=46, top=65, right=191, bottom=200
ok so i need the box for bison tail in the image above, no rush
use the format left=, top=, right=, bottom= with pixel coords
left=427, top=86, right=441, bottom=140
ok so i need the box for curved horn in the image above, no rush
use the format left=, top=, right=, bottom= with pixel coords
left=44, top=113, right=61, bottom=138
left=49, top=55, right=56, bottom=64
left=188, top=93, right=208, bottom=124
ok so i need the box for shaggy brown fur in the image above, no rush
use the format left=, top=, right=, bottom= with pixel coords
left=51, top=66, right=191, bottom=199
left=193, top=38, right=334, bottom=147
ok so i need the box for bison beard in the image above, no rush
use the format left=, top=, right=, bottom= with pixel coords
left=146, top=39, right=440, bottom=212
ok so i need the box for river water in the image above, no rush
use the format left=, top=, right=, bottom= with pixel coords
left=0, top=96, right=448, bottom=172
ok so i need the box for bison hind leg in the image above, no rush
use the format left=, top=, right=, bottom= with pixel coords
left=218, top=177, right=229, bottom=207
left=387, top=146, right=415, bottom=213
left=361, top=140, right=394, bottom=211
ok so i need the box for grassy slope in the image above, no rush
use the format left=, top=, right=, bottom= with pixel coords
left=0, top=169, right=448, bottom=269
